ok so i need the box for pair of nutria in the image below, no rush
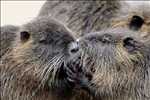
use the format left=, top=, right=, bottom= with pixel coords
left=1, top=1, right=150, bottom=100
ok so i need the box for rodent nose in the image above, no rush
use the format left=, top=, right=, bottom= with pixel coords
left=101, top=34, right=113, bottom=43
left=69, top=41, right=80, bottom=54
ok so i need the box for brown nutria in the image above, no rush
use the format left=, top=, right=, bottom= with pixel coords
left=39, top=1, right=150, bottom=39
left=66, top=28, right=150, bottom=100
left=40, top=1, right=150, bottom=100
left=1, top=1, right=150, bottom=100
left=111, top=2, right=150, bottom=41
left=38, top=0, right=121, bottom=37
left=0, top=16, right=93, bottom=100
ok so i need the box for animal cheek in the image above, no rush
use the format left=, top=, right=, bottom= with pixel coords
left=140, top=24, right=150, bottom=38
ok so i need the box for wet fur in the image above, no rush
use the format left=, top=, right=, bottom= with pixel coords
left=39, top=1, right=150, bottom=39
left=0, top=25, right=19, bottom=58
left=1, top=1, right=150, bottom=100
left=38, top=0, right=121, bottom=37
left=67, top=28, right=150, bottom=100
left=0, top=16, right=92, bottom=100
left=1, top=1, right=122, bottom=100
left=39, top=2, right=150, bottom=100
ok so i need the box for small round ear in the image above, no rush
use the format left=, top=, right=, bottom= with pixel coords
left=20, top=31, right=30, bottom=42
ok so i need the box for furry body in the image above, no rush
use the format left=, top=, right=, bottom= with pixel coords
left=1, top=1, right=150, bottom=100
left=0, top=16, right=92, bottom=100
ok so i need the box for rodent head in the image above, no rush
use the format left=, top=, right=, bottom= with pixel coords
left=10, top=16, right=80, bottom=92
left=111, top=2, right=150, bottom=40
left=78, top=28, right=150, bottom=97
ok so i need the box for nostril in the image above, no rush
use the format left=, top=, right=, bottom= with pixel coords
left=69, top=42, right=79, bottom=54
left=70, top=47, right=79, bottom=53
left=101, top=34, right=112, bottom=43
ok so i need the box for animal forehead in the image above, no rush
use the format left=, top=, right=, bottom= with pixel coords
left=22, top=16, right=66, bottom=33
left=83, top=28, right=139, bottom=41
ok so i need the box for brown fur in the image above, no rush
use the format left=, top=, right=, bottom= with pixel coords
left=67, top=28, right=150, bottom=100
left=1, top=1, right=150, bottom=100
left=0, top=25, right=19, bottom=58
left=0, top=16, right=92, bottom=100
left=39, top=1, right=150, bottom=39
left=111, top=2, right=150, bottom=40
left=1, top=1, right=123, bottom=100
left=52, top=1, right=150, bottom=100
left=38, top=0, right=121, bottom=37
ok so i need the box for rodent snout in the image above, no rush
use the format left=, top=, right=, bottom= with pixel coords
left=69, top=41, right=80, bottom=55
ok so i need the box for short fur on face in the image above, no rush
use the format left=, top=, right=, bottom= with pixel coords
left=67, top=28, right=150, bottom=100
left=0, top=16, right=82, bottom=100
left=111, top=2, right=150, bottom=40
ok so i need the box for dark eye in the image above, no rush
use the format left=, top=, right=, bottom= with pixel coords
left=20, top=31, right=30, bottom=42
left=129, top=15, right=144, bottom=30
left=123, top=37, right=136, bottom=52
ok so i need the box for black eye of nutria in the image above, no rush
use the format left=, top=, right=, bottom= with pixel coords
left=129, top=15, right=144, bottom=31
left=20, top=31, right=30, bottom=42
left=123, top=37, right=136, bottom=52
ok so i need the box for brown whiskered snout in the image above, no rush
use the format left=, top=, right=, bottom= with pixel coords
left=67, top=28, right=150, bottom=99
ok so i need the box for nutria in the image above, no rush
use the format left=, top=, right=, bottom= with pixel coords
left=66, top=28, right=150, bottom=100
left=0, top=16, right=92, bottom=100
left=38, top=2, right=150, bottom=99
left=111, top=2, right=150, bottom=40
left=1, top=1, right=150, bottom=100
left=38, top=0, right=121, bottom=36
left=39, top=1, right=150, bottom=38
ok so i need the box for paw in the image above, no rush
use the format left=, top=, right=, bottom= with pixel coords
left=65, top=57, right=92, bottom=89
left=66, top=57, right=82, bottom=83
